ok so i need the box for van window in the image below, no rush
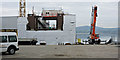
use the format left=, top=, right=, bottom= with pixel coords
left=8, top=36, right=17, bottom=42
left=0, top=36, right=7, bottom=42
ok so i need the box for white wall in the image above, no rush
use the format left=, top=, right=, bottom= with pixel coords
left=17, top=14, right=76, bottom=45
left=0, top=16, right=18, bottom=29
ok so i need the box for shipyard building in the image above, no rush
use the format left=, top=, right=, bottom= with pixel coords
left=0, top=9, right=76, bottom=45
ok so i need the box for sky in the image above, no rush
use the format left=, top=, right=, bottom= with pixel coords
left=0, top=0, right=119, bottom=28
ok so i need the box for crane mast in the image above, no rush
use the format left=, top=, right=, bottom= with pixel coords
left=19, top=0, right=26, bottom=17
left=89, top=5, right=100, bottom=44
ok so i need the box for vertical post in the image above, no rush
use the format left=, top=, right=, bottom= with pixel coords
left=19, top=0, right=26, bottom=17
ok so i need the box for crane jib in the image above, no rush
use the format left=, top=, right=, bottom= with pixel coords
left=89, top=5, right=99, bottom=40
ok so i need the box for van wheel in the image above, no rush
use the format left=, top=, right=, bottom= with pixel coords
left=8, top=47, right=15, bottom=55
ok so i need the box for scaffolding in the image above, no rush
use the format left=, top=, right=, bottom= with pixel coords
left=19, top=0, right=26, bottom=17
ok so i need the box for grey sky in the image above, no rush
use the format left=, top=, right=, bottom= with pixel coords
left=0, top=1, right=118, bottom=28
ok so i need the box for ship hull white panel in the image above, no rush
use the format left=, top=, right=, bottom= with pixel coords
left=17, top=15, right=76, bottom=45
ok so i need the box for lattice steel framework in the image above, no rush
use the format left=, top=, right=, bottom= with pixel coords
left=19, top=0, right=26, bottom=17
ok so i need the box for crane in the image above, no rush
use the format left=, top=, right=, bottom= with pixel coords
left=88, top=5, right=101, bottom=44
left=19, top=0, right=26, bottom=17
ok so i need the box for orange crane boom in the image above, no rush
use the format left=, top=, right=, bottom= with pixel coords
left=89, top=5, right=100, bottom=44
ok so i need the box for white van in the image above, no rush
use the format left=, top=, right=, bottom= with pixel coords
left=0, top=32, right=19, bottom=55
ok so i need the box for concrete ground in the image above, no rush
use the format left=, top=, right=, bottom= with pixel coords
left=1, top=45, right=118, bottom=58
